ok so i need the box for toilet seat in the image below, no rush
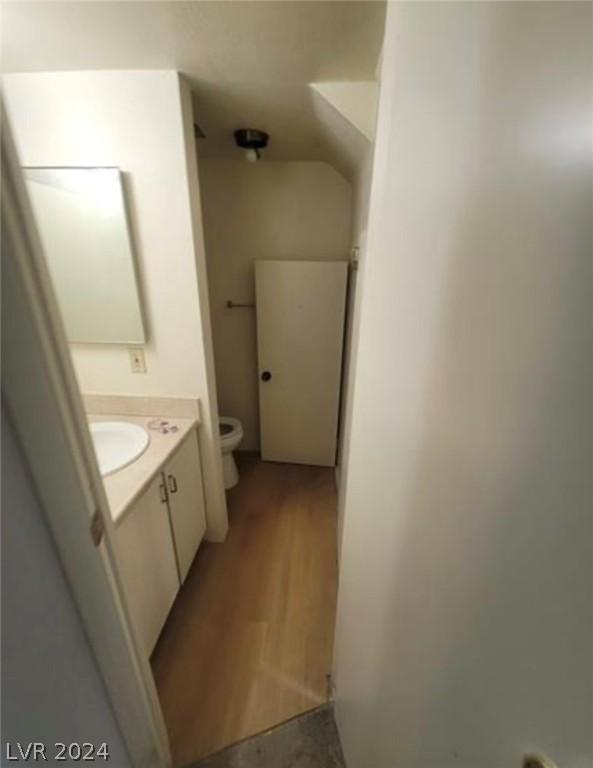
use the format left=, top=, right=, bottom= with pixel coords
left=219, top=416, right=243, bottom=449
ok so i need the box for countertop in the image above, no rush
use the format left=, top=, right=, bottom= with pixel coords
left=89, top=414, right=198, bottom=525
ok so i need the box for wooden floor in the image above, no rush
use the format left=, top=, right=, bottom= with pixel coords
left=151, top=455, right=339, bottom=766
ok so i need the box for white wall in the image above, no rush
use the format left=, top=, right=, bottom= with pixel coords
left=199, top=159, right=352, bottom=450
left=2, top=413, right=132, bottom=765
left=335, top=4, right=593, bottom=768
left=3, top=71, right=228, bottom=540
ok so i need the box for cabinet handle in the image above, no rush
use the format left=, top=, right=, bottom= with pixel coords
left=168, top=474, right=178, bottom=494
left=159, top=481, right=168, bottom=503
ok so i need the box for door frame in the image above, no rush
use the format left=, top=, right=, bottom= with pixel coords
left=2, top=108, right=171, bottom=767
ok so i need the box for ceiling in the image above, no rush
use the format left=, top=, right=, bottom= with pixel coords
left=2, top=1, right=386, bottom=179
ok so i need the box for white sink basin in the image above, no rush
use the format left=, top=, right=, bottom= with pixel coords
left=90, top=421, right=150, bottom=477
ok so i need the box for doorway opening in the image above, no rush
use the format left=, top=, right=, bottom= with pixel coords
left=2, top=1, right=385, bottom=765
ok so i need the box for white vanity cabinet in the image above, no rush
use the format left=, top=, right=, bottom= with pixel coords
left=114, top=427, right=207, bottom=655
left=116, top=472, right=179, bottom=655
left=164, top=430, right=207, bottom=583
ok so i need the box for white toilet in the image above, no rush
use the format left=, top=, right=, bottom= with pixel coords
left=218, top=416, right=243, bottom=490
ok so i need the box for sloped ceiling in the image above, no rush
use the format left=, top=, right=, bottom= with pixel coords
left=2, top=1, right=386, bottom=179
left=310, top=81, right=379, bottom=140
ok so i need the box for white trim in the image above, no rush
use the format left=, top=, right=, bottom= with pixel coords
left=2, top=106, right=171, bottom=767
left=176, top=74, right=229, bottom=542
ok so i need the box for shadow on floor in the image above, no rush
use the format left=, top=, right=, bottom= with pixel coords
left=187, top=705, right=346, bottom=768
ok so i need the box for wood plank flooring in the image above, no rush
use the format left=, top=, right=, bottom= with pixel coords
left=151, top=455, right=339, bottom=767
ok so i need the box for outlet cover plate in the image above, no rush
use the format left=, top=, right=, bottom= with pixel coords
left=129, top=347, right=146, bottom=373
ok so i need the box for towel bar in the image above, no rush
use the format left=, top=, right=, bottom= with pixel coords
left=226, top=300, right=255, bottom=309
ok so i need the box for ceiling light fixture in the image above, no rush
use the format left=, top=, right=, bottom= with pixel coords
left=234, top=128, right=269, bottom=163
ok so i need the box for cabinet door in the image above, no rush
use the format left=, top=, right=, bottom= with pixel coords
left=165, top=430, right=207, bottom=582
left=115, top=473, right=179, bottom=654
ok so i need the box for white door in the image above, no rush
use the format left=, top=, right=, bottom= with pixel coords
left=116, top=474, right=180, bottom=654
left=165, top=431, right=207, bottom=583
left=255, top=260, right=348, bottom=466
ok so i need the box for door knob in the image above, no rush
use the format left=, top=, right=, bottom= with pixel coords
left=261, top=371, right=272, bottom=382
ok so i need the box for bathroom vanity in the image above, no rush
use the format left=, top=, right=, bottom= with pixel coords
left=92, top=415, right=206, bottom=655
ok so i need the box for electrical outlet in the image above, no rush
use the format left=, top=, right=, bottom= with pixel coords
left=129, top=347, right=146, bottom=373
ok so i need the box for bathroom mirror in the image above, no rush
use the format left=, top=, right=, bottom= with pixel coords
left=23, top=167, right=146, bottom=344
